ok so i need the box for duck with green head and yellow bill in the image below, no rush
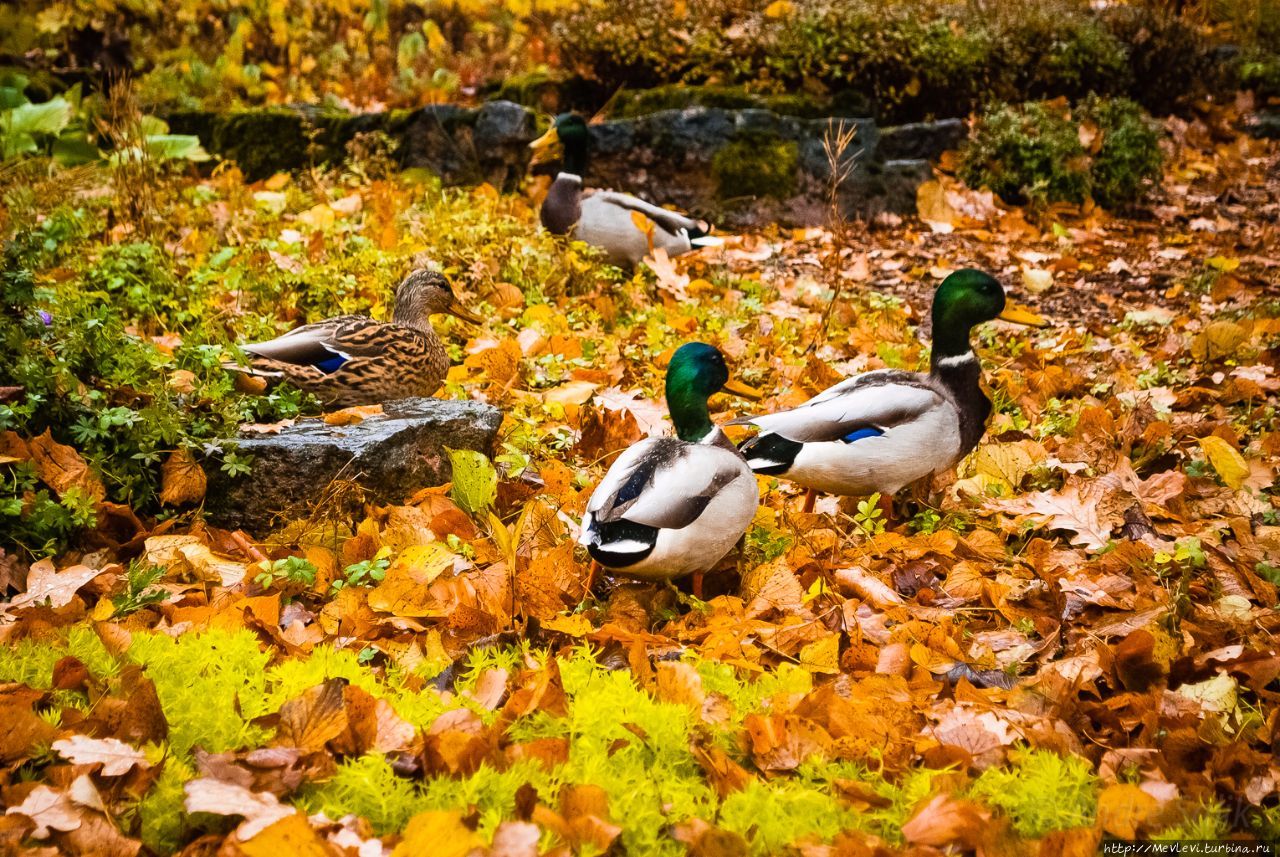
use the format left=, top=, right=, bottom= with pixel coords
left=735, top=269, right=1046, bottom=502
left=579, top=343, right=759, bottom=584
left=529, top=113, right=724, bottom=268
left=225, top=269, right=480, bottom=409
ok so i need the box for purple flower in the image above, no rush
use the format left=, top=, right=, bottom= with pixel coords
left=38, top=311, right=53, bottom=326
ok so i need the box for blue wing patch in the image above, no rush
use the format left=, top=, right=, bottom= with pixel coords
left=313, top=353, right=349, bottom=374
left=841, top=426, right=884, bottom=443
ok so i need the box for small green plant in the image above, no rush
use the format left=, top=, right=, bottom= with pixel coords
left=960, top=96, right=1161, bottom=208
left=254, top=556, right=318, bottom=589
left=908, top=508, right=942, bottom=534
left=853, top=493, right=887, bottom=536
left=111, top=562, right=168, bottom=616
left=331, top=555, right=390, bottom=593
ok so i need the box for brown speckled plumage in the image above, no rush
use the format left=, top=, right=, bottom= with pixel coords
left=229, top=270, right=476, bottom=409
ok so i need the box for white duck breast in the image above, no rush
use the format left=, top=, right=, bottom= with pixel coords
left=740, top=371, right=964, bottom=496
left=579, top=432, right=758, bottom=581
left=575, top=192, right=717, bottom=267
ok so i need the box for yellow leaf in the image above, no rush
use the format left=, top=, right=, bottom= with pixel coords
left=764, top=0, right=794, bottom=17
left=391, top=811, right=482, bottom=857
left=1199, top=435, right=1248, bottom=490
left=1205, top=255, right=1239, bottom=272
left=1097, top=783, right=1158, bottom=839
left=323, top=404, right=384, bottom=425
left=1190, top=320, right=1249, bottom=362
left=541, top=612, right=594, bottom=637
left=798, top=635, right=840, bottom=675
left=915, top=180, right=956, bottom=233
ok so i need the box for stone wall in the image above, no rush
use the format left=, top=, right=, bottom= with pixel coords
left=167, top=100, right=965, bottom=227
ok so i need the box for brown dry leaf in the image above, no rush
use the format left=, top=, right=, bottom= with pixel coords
left=6, top=559, right=102, bottom=611
left=4, top=786, right=83, bottom=839
left=390, top=810, right=483, bottom=857
left=50, top=736, right=149, bottom=777
left=489, top=821, right=541, bottom=857
left=275, top=680, right=349, bottom=752
left=159, top=448, right=207, bottom=505
left=183, top=778, right=296, bottom=841
left=994, top=480, right=1117, bottom=551
left=28, top=429, right=105, bottom=501
left=901, top=793, right=991, bottom=848
left=916, top=180, right=958, bottom=233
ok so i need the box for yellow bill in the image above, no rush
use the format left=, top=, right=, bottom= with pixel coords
left=528, top=125, right=560, bottom=151
left=997, top=304, right=1047, bottom=327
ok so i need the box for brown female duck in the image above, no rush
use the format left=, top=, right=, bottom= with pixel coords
left=227, top=270, right=479, bottom=408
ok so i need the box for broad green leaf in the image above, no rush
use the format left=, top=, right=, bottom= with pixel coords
left=447, top=448, right=497, bottom=515
left=52, top=133, right=101, bottom=166
left=140, top=115, right=169, bottom=136
left=145, top=134, right=211, bottom=162
left=3, top=97, right=73, bottom=137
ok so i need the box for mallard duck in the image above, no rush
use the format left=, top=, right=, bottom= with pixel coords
left=735, top=269, right=1045, bottom=501
left=226, top=269, right=479, bottom=409
left=579, top=342, right=759, bottom=583
left=528, top=113, right=723, bottom=267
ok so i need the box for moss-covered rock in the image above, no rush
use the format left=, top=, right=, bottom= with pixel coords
left=712, top=135, right=799, bottom=200
left=610, top=84, right=871, bottom=120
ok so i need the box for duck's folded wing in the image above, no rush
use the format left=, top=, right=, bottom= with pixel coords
left=737, top=377, right=944, bottom=443
left=591, top=191, right=710, bottom=238
left=589, top=439, right=744, bottom=530
left=240, top=317, right=377, bottom=367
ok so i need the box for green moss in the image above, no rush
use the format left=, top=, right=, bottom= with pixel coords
left=720, top=779, right=858, bottom=855
left=0, top=625, right=120, bottom=688
left=711, top=136, right=799, bottom=200
left=136, top=755, right=198, bottom=854
left=1154, top=800, right=1230, bottom=841
left=610, top=85, right=869, bottom=120
left=969, top=748, right=1098, bottom=837
left=303, top=754, right=426, bottom=835
left=127, top=628, right=274, bottom=756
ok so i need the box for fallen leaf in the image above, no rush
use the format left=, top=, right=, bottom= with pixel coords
left=183, top=778, right=296, bottom=841
left=51, top=737, right=149, bottom=777
left=159, top=448, right=207, bottom=505
left=1199, top=435, right=1248, bottom=490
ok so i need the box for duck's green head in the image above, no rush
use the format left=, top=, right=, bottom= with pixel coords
left=529, top=113, right=590, bottom=175
left=931, top=269, right=1045, bottom=360
left=666, top=342, right=731, bottom=442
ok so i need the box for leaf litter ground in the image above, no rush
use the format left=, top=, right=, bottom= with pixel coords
left=0, top=105, right=1279, bottom=855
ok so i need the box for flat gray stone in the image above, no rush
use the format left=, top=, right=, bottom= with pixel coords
left=204, top=398, right=502, bottom=532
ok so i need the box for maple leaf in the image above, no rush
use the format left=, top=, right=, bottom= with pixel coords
left=994, top=481, right=1118, bottom=551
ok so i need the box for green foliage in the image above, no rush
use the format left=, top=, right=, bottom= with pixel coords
left=969, top=748, right=1098, bottom=837
left=332, top=554, right=390, bottom=592
left=112, top=562, right=168, bottom=616
left=560, top=0, right=1218, bottom=122
left=959, top=96, right=1161, bottom=208
left=853, top=493, right=886, bottom=536
left=254, top=555, right=319, bottom=589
